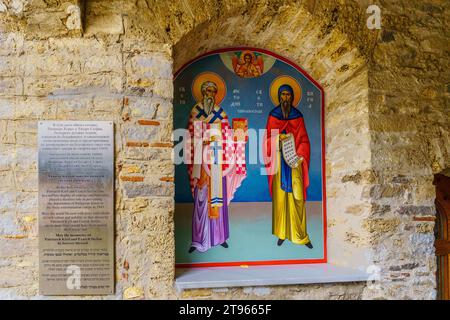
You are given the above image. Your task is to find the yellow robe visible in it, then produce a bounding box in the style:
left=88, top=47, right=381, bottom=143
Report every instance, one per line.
left=272, top=135, right=310, bottom=245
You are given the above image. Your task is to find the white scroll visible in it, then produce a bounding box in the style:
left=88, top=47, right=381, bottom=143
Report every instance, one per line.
left=280, top=133, right=302, bottom=169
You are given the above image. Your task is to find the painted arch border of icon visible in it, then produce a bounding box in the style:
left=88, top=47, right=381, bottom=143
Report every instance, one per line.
left=174, top=47, right=327, bottom=267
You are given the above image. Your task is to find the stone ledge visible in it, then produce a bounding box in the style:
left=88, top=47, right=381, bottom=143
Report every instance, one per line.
left=175, top=264, right=369, bottom=292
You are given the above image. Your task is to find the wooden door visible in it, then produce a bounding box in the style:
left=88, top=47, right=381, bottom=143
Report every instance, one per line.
left=434, top=173, right=450, bottom=300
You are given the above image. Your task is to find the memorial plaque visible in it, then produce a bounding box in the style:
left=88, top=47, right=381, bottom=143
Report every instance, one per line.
left=38, top=121, right=114, bottom=295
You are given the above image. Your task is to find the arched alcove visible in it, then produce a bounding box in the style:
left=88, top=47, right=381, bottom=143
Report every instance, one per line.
left=172, top=3, right=372, bottom=275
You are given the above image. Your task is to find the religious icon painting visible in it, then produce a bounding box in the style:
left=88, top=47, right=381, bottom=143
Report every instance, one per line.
left=174, top=48, right=326, bottom=267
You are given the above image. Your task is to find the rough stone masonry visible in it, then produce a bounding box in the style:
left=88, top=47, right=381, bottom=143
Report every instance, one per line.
left=0, top=0, right=448, bottom=299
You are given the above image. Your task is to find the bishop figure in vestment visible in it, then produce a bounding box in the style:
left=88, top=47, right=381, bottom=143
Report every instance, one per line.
left=186, top=80, right=247, bottom=253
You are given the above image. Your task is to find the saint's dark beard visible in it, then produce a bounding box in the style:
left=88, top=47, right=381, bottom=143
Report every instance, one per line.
left=281, top=99, right=291, bottom=118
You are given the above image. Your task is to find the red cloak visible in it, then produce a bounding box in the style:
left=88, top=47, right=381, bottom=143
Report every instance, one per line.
left=264, top=108, right=310, bottom=200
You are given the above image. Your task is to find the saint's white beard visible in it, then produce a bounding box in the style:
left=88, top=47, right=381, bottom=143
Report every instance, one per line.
left=203, top=97, right=214, bottom=114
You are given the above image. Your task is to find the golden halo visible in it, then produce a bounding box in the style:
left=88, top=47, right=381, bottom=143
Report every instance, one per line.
left=191, top=72, right=227, bottom=105
left=269, top=75, right=302, bottom=107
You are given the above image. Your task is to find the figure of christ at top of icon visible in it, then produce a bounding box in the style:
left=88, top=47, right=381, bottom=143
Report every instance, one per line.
left=232, top=51, right=264, bottom=78
left=264, top=76, right=313, bottom=249
left=186, top=75, right=248, bottom=253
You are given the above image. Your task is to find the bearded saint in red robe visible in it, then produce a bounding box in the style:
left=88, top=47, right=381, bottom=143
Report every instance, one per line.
left=264, top=84, right=313, bottom=248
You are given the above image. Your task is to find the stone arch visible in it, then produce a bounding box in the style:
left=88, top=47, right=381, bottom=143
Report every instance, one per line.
left=171, top=1, right=373, bottom=271
left=118, top=0, right=447, bottom=299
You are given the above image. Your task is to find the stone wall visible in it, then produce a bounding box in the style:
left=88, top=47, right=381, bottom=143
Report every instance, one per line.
left=0, top=0, right=447, bottom=299
left=362, top=0, right=449, bottom=299
left=0, top=0, right=175, bottom=299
